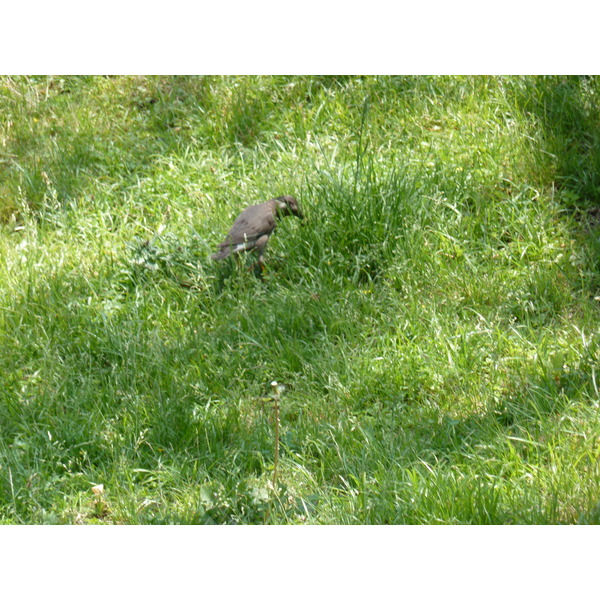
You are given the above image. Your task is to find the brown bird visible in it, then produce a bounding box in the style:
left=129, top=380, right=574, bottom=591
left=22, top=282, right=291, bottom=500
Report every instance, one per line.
left=211, top=195, right=304, bottom=267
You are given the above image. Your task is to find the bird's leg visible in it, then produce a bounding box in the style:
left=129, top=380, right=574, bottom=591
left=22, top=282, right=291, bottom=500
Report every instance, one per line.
left=248, top=255, right=266, bottom=277
left=247, top=235, right=269, bottom=276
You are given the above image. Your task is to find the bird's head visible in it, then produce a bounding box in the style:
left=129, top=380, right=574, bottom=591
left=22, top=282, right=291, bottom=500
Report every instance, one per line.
left=275, top=195, right=304, bottom=220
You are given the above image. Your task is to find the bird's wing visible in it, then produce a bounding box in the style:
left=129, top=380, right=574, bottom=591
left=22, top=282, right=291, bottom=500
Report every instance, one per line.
left=218, top=204, right=276, bottom=248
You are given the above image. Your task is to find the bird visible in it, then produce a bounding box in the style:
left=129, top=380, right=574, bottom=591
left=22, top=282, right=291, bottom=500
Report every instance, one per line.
left=211, top=195, right=304, bottom=268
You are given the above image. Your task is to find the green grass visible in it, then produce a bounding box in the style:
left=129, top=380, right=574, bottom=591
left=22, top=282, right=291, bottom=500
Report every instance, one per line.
left=1, top=75, right=599, bottom=524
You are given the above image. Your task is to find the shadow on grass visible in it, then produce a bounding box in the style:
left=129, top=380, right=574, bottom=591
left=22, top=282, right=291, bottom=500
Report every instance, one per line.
left=2, top=231, right=599, bottom=523
left=0, top=75, right=376, bottom=222
left=512, top=76, right=600, bottom=296
left=516, top=76, right=600, bottom=208
left=0, top=76, right=218, bottom=220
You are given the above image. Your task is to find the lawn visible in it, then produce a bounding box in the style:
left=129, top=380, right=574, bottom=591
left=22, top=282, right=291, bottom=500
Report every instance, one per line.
left=0, top=75, right=599, bottom=524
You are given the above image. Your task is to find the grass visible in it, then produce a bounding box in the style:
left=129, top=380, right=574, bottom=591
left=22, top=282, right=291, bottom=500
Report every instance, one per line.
left=0, top=75, right=599, bottom=524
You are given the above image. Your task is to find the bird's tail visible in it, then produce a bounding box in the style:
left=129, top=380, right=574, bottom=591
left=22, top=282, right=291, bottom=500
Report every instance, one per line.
left=211, top=247, right=231, bottom=260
